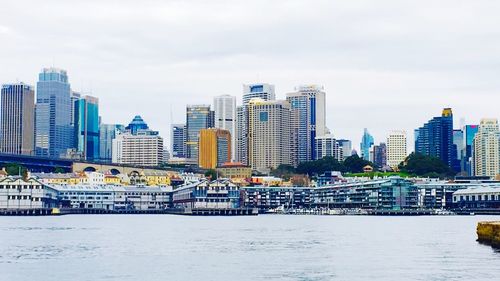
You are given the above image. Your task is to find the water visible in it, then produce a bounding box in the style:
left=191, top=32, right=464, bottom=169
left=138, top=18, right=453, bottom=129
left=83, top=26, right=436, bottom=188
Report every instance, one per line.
left=0, top=215, right=499, bottom=281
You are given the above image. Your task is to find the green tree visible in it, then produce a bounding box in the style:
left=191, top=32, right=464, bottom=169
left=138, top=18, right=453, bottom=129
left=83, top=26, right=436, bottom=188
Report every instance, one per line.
left=399, top=153, right=455, bottom=179
left=204, top=169, right=218, bottom=180
left=297, top=157, right=346, bottom=176
left=4, top=163, right=27, bottom=176
left=343, top=155, right=374, bottom=173
left=270, top=164, right=296, bottom=180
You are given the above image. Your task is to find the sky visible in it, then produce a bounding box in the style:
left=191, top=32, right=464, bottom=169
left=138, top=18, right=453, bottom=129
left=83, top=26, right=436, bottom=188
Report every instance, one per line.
left=1, top=0, right=500, bottom=152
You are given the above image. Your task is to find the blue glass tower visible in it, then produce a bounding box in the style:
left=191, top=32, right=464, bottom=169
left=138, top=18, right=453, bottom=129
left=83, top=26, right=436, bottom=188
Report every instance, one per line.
left=35, top=68, right=73, bottom=158
left=360, top=128, right=374, bottom=161
left=74, top=95, right=100, bottom=161
left=463, top=124, right=479, bottom=175
left=125, top=115, right=149, bottom=135
left=414, top=108, right=454, bottom=170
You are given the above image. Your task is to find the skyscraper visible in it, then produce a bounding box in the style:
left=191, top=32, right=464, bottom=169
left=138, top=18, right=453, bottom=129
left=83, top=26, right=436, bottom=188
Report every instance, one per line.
left=198, top=128, right=231, bottom=169
left=247, top=98, right=291, bottom=174
left=472, top=119, right=499, bottom=177
left=171, top=124, right=187, bottom=158
left=386, top=131, right=407, bottom=169
left=74, top=95, right=99, bottom=161
left=112, top=116, right=163, bottom=166
left=35, top=67, right=73, bottom=158
left=452, top=129, right=464, bottom=173
left=315, top=134, right=341, bottom=160
left=287, top=85, right=326, bottom=166
left=213, top=95, right=236, bottom=161
left=242, top=84, right=275, bottom=105
left=360, top=128, right=374, bottom=161
left=99, top=124, right=124, bottom=162
left=462, top=124, right=479, bottom=175
left=0, top=83, right=35, bottom=155
left=414, top=108, right=454, bottom=169
left=186, top=105, right=214, bottom=162
left=372, top=143, right=387, bottom=168
left=337, top=139, right=353, bottom=162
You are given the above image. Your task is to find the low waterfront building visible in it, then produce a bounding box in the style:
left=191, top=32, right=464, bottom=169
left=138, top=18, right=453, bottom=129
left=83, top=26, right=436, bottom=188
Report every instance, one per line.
left=242, top=186, right=313, bottom=211
left=172, top=179, right=240, bottom=209
left=0, top=176, right=59, bottom=209
left=452, top=186, right=500, bottom=209
left=216, top=162, right=252, bottom=181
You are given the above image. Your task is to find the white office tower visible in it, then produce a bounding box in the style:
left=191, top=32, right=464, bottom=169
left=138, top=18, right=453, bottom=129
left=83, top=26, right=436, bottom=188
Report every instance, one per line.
left=386, top=130, right=407, bottom=169
left=247, top=98, right=291, bottom=174
left=315, top=134, right=341, bottom=160
left=242, top=84, right=275, bottom=105
left=214, top=95, right=237, bottom=161
left=287, top=85, right=326, bottom=166
left=473, top=119, right=500, bottom=177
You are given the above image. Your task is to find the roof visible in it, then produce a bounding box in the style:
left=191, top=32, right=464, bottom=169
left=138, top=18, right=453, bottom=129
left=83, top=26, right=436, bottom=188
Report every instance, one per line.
left=454, top=185, right=500, bottom=195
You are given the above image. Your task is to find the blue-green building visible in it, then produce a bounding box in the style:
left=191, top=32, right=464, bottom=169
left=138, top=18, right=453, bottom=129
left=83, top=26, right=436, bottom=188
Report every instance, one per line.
left=74, top=95, right=99, bottom=161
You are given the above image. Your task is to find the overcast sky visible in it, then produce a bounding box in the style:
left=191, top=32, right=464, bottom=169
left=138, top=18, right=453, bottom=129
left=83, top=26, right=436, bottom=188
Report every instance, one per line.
left=1, top=0, right=500, bottom=151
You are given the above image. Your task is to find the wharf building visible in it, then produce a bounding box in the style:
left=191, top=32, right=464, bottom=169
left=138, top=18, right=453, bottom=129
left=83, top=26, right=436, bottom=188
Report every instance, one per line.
left=74, top=95, right=100, bottom=161
left=112, top=116, right=164, bottom=167
left=0, top=176, right=59, bottom=210
left=472, top=119, right=500, bottom=177
left=286, top=85, right=326, bottom=165
left=198, top=128, right=231, bottom=169
left=35, top=67, right=74, bottom=158
left=172, top=179, right=240, bottom=210
left=186, top=105, right=214, bottom=163
left=0, top=83, right=35, bottom=155
left=386, top=130, right=407, bottom=169
left=213, top=95, right=237, bottom=161
left=453, top=185, right=500, bottom=210
left=414, top=108, right=455, bottom=170
left=247, top=98, right=291, bottom=174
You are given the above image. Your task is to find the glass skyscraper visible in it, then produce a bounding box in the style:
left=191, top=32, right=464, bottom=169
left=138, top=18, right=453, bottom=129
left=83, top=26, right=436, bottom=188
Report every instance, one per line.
left=35, top=67, right=73, bottom=158
left=186, top=105, right=214, bottom=161
left=99, top=123, right=125, bottom=162
left=463, top=124, right=479, bottom=175
left=360, top=128, right=374, bottom=161
left=414, top=108, right=454, bottom=170
left=171, top=124, right=187, bottom=158
left=74, top=95, right=100, bottom=161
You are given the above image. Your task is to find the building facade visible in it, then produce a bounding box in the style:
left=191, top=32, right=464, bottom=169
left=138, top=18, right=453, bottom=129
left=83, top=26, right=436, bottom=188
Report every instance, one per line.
left=360, top=128, right=374, bottom=161
left=213, top=95, right=237, bottom=161
left=247, top=98, right=291, bottom=174
left=463, top=125, right=479, bottom=175
left=337, top=139, right=352, bottom=161
left=171, top=124, right=187, bottom=158
left=74, top=95, right=100, bottom=161
left=372, top=143, right=387, bottom=168
left=315, top=134, right=341, bottom=160
left=473, top=119, right=500, bottom=177
left=99, top=124, right=125, bottom=162
left=35, top=67, right=74, bottom=158
left=0, top=83, right=35, bottom=155
left=186, top=105, right=214, bottom=162
left=286, top=85, right=326, bottom=165
left=198, top=128, right=231, bottom=169
left=386, top=130, right=407, bottom=169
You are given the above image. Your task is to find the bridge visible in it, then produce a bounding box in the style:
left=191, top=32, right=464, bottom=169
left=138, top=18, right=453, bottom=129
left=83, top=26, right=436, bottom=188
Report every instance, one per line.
left=0, top=153, right=170, bottom=175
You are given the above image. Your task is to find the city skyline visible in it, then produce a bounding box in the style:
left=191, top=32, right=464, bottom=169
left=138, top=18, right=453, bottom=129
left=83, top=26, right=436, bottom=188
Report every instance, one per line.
left=1, top=1, right=500, bottom=149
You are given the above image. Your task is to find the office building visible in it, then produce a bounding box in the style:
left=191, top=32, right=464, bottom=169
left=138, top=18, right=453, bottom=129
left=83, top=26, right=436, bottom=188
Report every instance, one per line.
left=74, top=95, right=99, bottom=161
left=247, top=98, right=291, bottom=174
left=35, top=67, right=73, bottom=158
left=213, top=95, right=237, bottom=161
left=171, top=124, right=187, bottom=158
left=198, top=128, right=231, bottom=169
left=0, top=83, right=35, bottom=155
left=186, top=105, right=214, bottom=162
left=236, top=105, right=247, bottom=164
left=472, top=119, right=500, bottom=177
left=452, top=129, right=464, bottom=173
left=372, top=143, right=387, bottom=168
left=287, top=85, right=326, bottom=165
left=463, top=125, right=479, bottom=175
left=315, top=134, right=341, bottom=160
left=415, top=108, right=454, bottom=169
left=337, top=139, right=353, bottom=162
left=360, top=128, right=374, bottom=161
left=99, top=124, right=124, bottom=162
left=242, top=83, right=275, bottom=105
left=387, top=130, right=407, bottom=169
left=112, top=116, right=163, bottom=166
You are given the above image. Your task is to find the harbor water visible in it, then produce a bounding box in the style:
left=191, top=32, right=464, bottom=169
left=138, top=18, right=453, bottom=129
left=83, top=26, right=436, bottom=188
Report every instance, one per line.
left=0, top=215, right=499, bottom=281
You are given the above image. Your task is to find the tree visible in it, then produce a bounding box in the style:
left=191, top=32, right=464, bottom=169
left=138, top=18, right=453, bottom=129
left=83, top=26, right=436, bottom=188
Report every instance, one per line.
left=399, top=153, right=455, bottom=178
left=4, top=163, right=27, bottom=176
left=270, top=164, right=296, bottom=180
left=204, top=169, right=218, bottom=180
left=297, top=157, right=346, bottom=176
left=343, top=155, right=374, bottom=173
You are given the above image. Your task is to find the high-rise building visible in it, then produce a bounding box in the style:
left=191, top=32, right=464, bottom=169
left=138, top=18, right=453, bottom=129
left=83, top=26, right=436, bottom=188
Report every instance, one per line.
left=171, top=124, right=187, bottom=158
left=112, top=116, right=163, bottom=166
left=35, top=67, right=73, bottom=158
left=70, top=91, right=81, bottom=129
left=99, top=124, right=124, bottom=162
left=213, top=95, right=236, bottom=161
left=386, top=130, right=407, bottom=169
left=198, top=128, right=231, bottom=169
left=372, top=143, right=387, bottom=168
left=414, top=108, right=454, bottom=169
left=452, top=129, right=464, bottom=173
left=360, top=128, right=374, bottom=161
left=287, top=85, right=326, bottom=166
left=74, top=95, right=99, bottom=161
left=472, top=119, right=500, bottom=178
left=337, top=139, right=352, bottom=162
left=186, top=105, right=214, bottom=162
left=462, top=125, right=479, bottom=175
left=0, top=83, right=35, bottom=155
left=247, top=98, right=291, bottom=174
left=315, top=134, right=341, bottom=160
left=242, top=83, right=275, bottom=105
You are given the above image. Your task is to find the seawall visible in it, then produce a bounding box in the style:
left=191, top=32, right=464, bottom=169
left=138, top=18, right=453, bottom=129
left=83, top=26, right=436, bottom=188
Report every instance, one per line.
left=477, top=221, right=500, bottom=248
